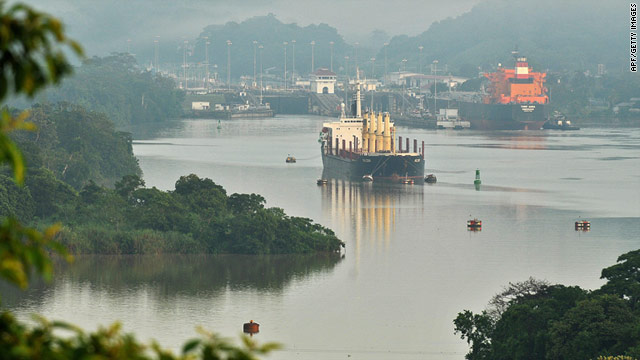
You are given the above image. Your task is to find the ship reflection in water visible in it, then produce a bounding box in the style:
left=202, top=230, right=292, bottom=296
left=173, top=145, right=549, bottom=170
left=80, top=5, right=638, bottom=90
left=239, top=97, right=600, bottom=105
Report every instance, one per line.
left=319, top=175, right=424, bottom=263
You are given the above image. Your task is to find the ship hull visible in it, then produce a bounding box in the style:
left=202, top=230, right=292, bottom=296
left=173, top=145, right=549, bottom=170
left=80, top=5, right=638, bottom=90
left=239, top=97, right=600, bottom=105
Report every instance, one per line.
left=321, top=150, right=425, bottom=182
left=458, top=101, right=547, bottom=130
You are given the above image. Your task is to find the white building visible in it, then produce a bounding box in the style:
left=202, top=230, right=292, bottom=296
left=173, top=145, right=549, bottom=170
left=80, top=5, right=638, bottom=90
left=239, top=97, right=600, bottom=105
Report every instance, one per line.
left=310, top=68, right=337, bottom=94
left=191, top=101, right=210, bottom=110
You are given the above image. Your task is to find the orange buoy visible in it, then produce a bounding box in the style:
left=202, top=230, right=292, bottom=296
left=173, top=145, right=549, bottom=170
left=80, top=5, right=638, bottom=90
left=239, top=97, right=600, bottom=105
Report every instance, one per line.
left=243, top=320, right=259, bottom=335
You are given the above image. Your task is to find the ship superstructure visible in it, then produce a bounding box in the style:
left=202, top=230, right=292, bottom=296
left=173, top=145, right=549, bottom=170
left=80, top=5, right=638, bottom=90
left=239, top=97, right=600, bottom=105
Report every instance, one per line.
left=320, top=72, right=425, bottom=181
left=458, top=53, right=549, bottom=130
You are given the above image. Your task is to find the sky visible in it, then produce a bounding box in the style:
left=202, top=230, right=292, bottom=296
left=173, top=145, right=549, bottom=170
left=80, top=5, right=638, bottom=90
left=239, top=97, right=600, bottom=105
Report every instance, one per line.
left=15, top=0, right=480, bottom=56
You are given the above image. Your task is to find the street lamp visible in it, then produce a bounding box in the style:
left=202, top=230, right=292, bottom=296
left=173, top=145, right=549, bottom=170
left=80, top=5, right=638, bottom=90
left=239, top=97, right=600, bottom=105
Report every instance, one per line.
left=259, top=45, right=264, bottom=104
left=401, top=59, right=407, bottom=114
left=253, top=40, right=258, bottom=87
left=153, top=36, right=159, bottom=74
left=383, top=42, right=389, bottom=83
left=344, top=55, right=350, bottom=79
left=310, top=40, right=316, bottom=73
left=354, top=42, right=359, bottom=69
left=205, top=38, right=211, bottom=88
left=291, top=40, right=296, bottom=87
left=226, top=40, right=232, bottom=91
left=183, top=40, right=188, bottom=90
left=329, top=41, right=334, bottom=72
left=433, top=59, right=439, bottom=115
left=283, top=41, right=288, bottom=90
left=344, top=55, right=350, bottom=106
left=370, top=57, right=375, bottom=78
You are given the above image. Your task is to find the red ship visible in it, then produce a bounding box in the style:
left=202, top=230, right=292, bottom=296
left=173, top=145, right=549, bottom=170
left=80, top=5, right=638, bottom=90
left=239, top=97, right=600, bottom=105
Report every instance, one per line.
left=458, top=52, right=549, bottom=130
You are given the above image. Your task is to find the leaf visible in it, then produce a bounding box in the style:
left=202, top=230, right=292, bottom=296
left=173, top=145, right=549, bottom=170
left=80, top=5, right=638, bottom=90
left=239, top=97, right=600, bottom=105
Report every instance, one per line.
left=181, top=339, right=201, bottom=354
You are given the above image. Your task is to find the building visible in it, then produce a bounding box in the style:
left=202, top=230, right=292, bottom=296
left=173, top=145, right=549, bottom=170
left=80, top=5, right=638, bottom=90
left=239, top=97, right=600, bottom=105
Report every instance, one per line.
left=191, top=101, right=210, bottom=110
left=310, top=68, right=337, bottom=94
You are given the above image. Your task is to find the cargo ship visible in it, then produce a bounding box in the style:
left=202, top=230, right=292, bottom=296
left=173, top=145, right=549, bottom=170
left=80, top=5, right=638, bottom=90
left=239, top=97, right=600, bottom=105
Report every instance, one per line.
left=320, top=74, right=425, bottom=182
left=458, top=53, right=549, bottom=130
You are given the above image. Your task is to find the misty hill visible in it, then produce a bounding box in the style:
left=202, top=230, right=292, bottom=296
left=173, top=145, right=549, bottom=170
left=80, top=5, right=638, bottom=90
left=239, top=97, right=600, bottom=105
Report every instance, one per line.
left=190, top=14, right=359, bottom=81
left=381, top=0, right=628, bottom=75
left=9, top=54, right=184, bottom=128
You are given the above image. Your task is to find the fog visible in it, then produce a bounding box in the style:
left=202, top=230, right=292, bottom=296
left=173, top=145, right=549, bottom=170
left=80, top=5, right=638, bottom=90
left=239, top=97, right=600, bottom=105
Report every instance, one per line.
left=15, top=0, right=479, bottom=56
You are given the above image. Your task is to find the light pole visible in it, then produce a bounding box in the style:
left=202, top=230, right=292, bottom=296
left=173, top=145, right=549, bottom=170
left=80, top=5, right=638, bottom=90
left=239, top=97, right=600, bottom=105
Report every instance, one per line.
left=344, top=55, right=349, bottom=107
left=259, top=45, right=263, bottom=104
left=253, top=40, right=257, bottom=87
left=433, top=59, right=439, bottom=115
left=127, top=39, right=132, bottom=54
left=283, top=41, right=288, bottom=91
left=183, top=40, right=188, bottom=90
left=344, top=55, right=349, bottom=79
left=354, top=42, right=359, bottom=70
left=291, top=40, right=296, bottom=87
left=204, top=37, right=210, bottom=88
left=310, top=40, right=316, bottom=73
left=418, top=45, right=423, bottom=74
left=153, top=36, right=159, bottom=74
left=383, top=42, right=389, bottom=84
left=370, top=57, right=375, bottom=78
left=401, top=59, right=407, bottom=114
left=329, top=41, right=334, bottom=72
left=226, top=40, right=231, bottom=91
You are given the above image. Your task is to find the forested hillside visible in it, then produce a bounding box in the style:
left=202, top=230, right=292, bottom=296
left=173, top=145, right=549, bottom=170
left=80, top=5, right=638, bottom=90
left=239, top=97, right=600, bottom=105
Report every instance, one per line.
left=193, top=14, right=354, bottom=80
left=382, top=0, right=627, bottom=75
left=11, top=103, right=142, bottom=189
left=10, top=54, right=184, bottom=128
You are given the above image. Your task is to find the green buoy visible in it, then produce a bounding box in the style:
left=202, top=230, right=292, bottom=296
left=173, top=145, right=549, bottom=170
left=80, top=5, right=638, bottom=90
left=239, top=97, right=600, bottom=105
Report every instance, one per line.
left=474, top=169, right=481, bottom=185
left=217, top=119, right=221, bottom=129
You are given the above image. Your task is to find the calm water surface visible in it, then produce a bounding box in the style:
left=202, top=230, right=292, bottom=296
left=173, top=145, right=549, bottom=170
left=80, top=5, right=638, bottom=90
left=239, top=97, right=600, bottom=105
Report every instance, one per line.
left=5, top=116, right=640, bottom=359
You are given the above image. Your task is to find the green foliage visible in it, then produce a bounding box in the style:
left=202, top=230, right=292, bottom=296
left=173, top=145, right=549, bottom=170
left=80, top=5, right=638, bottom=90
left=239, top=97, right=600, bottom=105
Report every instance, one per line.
left=0, top=173, right=34, bottom=219
left=23, top=167, right=76, bottom=218
left=0, top=3, right=82, bottom=99
left=0, top=220, right=70, bottom=289
left=599, top=249, right=640, bottom=310
left=0, top=313, right=281, bottom=359
left=455, top=252, right=640, bottom=360
left=0, top=0, right=80, bottom=292
left=11, top=54, right=185, bottom=128
left=13, top=103, right=142, bottom=189
left=23, top=173, right=344, bottom=255
left=454, top=310, right=493, bottom=360
left=0, top=5, right=281, bottom=360
left=548, top=295, right=639, bottom=360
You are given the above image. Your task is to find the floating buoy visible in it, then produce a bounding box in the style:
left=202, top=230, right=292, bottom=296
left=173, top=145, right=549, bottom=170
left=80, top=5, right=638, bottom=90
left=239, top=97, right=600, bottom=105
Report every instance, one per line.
left=467, top=218, right=482, bottom=231
left=575, top=220, right=591, bottom=231
left=474, top=169, right=481, bottom=185
left=243, top=320, right=259, bottom=335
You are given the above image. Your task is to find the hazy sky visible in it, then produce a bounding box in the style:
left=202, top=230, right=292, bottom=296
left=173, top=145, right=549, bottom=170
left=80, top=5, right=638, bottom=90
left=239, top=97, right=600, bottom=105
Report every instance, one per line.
left=16, top=0, right=480, bottom=55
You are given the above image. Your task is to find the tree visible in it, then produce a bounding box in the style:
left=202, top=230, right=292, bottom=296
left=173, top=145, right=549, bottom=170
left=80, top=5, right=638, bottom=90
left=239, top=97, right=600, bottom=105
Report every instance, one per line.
left=0, top=3, right=279, bottom=359
left=454, top=310, right=493, bottom=360
left=599, top=249, right=640, bottom=310
left=548, top=295, right=640, bottom=360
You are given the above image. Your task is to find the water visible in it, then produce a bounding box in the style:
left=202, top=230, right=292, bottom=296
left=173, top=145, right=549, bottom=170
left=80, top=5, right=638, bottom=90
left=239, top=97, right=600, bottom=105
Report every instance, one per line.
left=4, top=116, right=640, bottom=359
